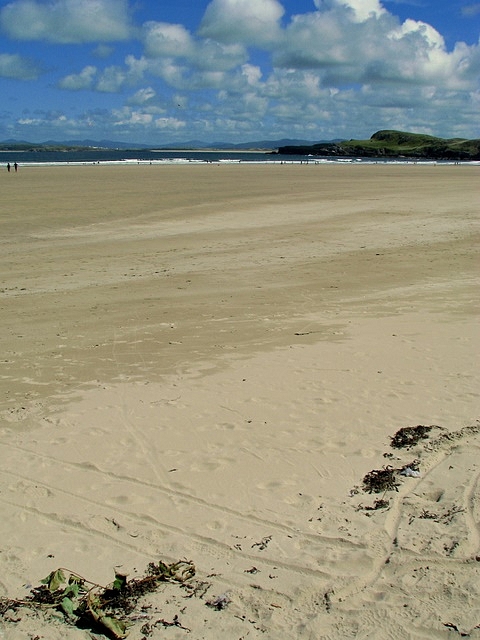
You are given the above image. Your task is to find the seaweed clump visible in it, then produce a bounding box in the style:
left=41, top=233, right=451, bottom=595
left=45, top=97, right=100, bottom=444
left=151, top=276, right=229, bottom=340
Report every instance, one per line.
left=390, top=425, right=433, bottom=449
left=362, top=466, right=399, bottom=494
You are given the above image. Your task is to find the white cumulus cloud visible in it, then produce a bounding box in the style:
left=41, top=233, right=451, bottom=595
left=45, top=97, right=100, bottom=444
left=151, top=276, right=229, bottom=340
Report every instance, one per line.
left=0, top=52, right=42, bottom=79
left=154, top=116, right=185, bottom=130
left=95, top=55, right=147, bottom=92
left=273, top=1, right=480, bottom=92
left=0, top=0, right=132, bottom=43
left=128, top=86, right=156, bottom=105
left=143, top=20, right=247, bottom=73
left=143, top=21, right=194, bottom=58
left=58, top=65, right=97, bottom=90
left=314, top=0, right=386, bottom=22
left=198, top=0, right=285, bottom=46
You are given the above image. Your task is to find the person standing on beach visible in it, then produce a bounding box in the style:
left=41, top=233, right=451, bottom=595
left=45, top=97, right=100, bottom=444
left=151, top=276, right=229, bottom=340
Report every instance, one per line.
left=14, top=162, right=18, bottom=172
left=7, top=162, right=10, bottom=172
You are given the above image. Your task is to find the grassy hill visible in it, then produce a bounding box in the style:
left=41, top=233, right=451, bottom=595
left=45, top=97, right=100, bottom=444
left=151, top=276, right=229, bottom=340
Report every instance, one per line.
left=277, top=130, right=480, bottom=160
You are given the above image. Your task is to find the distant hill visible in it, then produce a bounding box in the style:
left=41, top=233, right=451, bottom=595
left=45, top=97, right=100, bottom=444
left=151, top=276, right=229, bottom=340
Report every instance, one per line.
left=62, top=137, right=332, bottom=150
left=0, top=137, right=329, bottom=152
left=276, top=130, right=480, bottom=160
left=57, top=137, right=325, bottom=150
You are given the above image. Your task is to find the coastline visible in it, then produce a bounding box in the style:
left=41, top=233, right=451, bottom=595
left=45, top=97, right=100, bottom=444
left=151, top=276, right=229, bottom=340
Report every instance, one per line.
left=2, top=146, right=480, bottom=167
left=1, top=164, right=479, bottom=639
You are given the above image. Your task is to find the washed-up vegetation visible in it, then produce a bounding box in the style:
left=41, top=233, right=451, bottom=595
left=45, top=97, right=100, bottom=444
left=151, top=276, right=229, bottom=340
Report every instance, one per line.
left=390, top=425, right=435, bottom=449
left=0, top=559, right=195, bottom=639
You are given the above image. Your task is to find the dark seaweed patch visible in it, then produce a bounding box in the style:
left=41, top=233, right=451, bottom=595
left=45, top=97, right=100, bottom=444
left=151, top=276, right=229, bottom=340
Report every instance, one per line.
left=362, top=466, right=400, bottom=494
left=390, top=425, right=433, bottom=449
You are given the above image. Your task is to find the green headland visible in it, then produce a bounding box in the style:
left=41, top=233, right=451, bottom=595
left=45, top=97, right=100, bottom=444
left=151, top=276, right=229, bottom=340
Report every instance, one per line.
left=276, top=130, right=480, bottom=160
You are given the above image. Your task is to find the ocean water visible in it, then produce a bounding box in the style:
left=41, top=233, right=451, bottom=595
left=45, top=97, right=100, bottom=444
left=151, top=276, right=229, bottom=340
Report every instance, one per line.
left=0, top=148, right=475, bottom=166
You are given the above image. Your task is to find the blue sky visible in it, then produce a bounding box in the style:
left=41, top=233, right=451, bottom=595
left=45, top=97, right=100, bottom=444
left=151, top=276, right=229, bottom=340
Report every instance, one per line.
left=0, top=0, right=479, bottom=144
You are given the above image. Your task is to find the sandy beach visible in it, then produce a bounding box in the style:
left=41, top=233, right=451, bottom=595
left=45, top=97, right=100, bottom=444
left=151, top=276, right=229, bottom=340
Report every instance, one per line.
left=0, top=163, right=479, bottom=639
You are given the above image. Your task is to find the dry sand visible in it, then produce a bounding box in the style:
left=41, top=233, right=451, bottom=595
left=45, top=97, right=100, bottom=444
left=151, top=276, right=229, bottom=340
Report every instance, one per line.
left=0, top=163, right=479, bottom=639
